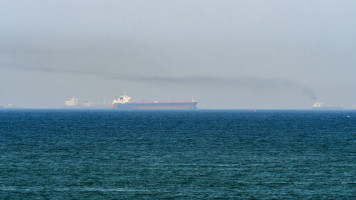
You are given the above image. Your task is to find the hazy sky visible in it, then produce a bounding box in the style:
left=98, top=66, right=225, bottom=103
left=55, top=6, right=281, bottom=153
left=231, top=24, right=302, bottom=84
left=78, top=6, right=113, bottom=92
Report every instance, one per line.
left=1, top=0, right=355, bottom=109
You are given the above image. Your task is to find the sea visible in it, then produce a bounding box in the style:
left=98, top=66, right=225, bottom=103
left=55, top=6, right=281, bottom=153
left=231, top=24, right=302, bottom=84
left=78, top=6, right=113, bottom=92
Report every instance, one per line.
left=0, top=109, right=355, bottom=199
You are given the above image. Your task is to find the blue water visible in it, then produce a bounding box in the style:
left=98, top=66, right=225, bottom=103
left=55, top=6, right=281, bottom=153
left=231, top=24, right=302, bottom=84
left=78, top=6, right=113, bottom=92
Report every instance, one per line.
left=0, top=110, right=355, bottom=199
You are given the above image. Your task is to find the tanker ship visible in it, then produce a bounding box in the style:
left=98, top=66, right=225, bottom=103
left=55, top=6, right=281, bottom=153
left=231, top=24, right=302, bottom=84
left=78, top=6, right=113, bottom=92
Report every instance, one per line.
left=110, top=94, right=197, bottom=110
left=312, top=101, right=344, bottom=110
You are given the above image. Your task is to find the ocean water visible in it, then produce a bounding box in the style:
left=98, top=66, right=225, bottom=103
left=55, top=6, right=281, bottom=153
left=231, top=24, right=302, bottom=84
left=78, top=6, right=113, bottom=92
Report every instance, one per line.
left=0, top=110, right=355, bottom=199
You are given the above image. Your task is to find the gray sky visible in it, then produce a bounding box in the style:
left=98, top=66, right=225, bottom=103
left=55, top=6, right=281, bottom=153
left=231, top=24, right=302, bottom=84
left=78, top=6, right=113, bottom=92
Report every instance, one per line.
left=1, top=0, right=355, bottom=109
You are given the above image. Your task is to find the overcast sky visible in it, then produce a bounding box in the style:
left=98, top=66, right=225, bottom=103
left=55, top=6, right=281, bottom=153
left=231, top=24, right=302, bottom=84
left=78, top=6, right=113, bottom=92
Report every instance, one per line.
left=1, top=0, right=355, bottom=109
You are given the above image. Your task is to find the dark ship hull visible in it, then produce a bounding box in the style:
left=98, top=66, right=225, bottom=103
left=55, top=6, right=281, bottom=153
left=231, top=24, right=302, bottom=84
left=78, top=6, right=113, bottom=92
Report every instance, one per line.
left=111, top=101, right=197, bottom=110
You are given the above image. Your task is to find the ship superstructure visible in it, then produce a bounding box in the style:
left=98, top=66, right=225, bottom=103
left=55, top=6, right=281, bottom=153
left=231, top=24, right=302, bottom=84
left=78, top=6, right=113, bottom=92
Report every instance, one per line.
left=110, top=94, right=197, bottom=110
left=65, top=97, right=80, bottom=107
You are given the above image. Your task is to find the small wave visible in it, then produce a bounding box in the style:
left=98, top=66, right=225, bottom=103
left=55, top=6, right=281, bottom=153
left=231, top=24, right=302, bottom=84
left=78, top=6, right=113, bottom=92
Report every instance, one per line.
left=342, top=182, right=356, bottom=185
left=75, top=187, right=150, bottom=192
left=160, top=163, right=240, bottom=167
left=0, top=186, right=151, bottom=193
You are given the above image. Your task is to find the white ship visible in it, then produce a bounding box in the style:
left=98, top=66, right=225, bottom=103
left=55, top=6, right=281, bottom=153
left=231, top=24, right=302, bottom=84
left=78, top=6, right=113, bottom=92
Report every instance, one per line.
left=65, top=97, right=80, bottom=107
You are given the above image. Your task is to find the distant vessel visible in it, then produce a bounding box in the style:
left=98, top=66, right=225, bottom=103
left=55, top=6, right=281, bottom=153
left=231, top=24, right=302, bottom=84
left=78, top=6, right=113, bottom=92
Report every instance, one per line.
left=65, top=97, right=80, bottom=107
left=312, top=101, right=343, bottom=110
left=0, top=103, right=20, bottom=109
left=110, top=94, right=198, bottom=110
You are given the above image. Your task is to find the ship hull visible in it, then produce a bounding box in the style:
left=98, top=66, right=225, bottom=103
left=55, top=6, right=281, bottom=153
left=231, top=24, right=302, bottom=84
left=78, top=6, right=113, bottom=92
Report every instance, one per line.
left=112, top=102, right=197, bottom=110
left=312, top=107, right=344, bottom=110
